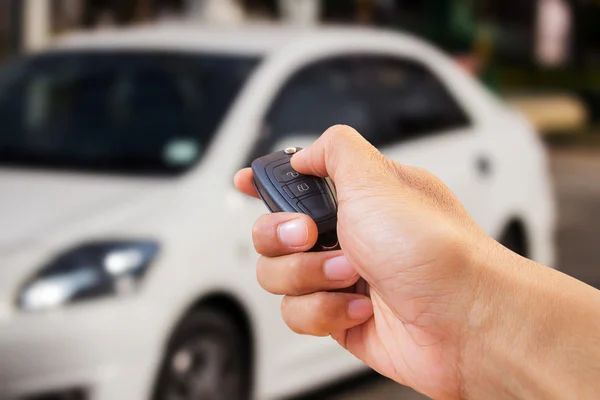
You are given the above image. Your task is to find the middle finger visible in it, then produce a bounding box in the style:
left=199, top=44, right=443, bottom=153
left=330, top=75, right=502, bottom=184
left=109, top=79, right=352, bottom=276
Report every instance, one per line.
left=257, top=252, right=360, bottom=296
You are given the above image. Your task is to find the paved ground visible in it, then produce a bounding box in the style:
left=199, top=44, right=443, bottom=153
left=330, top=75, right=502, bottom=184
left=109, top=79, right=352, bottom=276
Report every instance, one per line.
left=293, top=147, right=600, bottom=400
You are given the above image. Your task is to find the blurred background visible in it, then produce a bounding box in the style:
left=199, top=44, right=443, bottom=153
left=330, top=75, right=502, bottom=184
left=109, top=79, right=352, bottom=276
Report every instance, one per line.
left=2, top=0, right=600, bottom=134
left=0, top=1, right=599, bottom=400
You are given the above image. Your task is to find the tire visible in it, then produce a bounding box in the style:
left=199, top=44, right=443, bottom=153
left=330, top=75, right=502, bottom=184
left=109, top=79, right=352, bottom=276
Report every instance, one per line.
left=153, top=308, right=251, bottom=400
left=499, top=224, right=528, bottom=258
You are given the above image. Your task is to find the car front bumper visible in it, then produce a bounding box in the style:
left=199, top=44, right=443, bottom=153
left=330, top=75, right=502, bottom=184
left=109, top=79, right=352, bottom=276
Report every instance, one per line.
left=0, top=298, right=165, bottom=400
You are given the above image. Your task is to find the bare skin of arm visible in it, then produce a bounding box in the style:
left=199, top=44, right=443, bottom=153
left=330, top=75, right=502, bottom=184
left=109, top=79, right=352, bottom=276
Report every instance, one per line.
left=234, top=125, right=600, bottom=399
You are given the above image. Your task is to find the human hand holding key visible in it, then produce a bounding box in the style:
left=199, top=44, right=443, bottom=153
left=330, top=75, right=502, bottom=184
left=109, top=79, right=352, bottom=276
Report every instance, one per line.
left=250, top=146, right=340, bottom=252
left=234, top=125, right=600, bottom=399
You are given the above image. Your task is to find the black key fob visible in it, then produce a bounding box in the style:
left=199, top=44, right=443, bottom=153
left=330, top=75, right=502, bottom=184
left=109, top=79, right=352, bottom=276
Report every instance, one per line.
left=251, top=147, right=340, bottom=252
left=251, top=147, right=369, bottom=296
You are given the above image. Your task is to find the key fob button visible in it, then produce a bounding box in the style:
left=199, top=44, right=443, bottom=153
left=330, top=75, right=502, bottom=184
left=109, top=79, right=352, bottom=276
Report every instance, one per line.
left=273, top=163, right=301, bottom=183
left=251, top=148, right=340, bottom=252
left=282, top=185, right=295, bottom=199
left=285, top=179, right=321, bottom=198
left=298, top=194, right=336, bottom=221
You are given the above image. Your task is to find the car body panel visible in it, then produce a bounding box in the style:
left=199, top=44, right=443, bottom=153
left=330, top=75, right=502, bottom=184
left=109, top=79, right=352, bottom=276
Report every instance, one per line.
left=0, top=24, right=556, bottom=399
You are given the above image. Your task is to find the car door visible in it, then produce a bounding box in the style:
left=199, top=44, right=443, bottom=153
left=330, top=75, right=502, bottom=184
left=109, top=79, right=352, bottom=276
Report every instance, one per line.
left=349, top=55, right=495, bottom=229
left=234, top=50, right=494, bottom=382
left=246, top=53, right=493, bottom=229
left=235, top=56, right=376, bottom=377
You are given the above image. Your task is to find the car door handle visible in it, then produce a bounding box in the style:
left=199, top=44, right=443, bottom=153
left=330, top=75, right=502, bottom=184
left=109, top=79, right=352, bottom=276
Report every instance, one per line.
left=476, top=155, right=493, bottom=178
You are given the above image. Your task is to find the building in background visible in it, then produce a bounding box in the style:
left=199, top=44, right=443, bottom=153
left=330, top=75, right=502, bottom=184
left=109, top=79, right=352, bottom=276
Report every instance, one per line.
left=2, top=0, right=599, bottom=127
left=4, top=0, right=595, bottom=65
left=0, top=1, right=8, bottom=59
left=0, top=0, right=20, bottom=60
left=2, top=0, right=324, bottom=57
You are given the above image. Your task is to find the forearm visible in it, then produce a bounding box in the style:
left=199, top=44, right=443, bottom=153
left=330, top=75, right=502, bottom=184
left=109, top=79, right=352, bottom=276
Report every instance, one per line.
left=462, top=242, right=600, bottom=399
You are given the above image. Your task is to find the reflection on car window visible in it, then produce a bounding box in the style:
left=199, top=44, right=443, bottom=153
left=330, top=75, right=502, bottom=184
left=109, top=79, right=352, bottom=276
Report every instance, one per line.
left=0, top=51, right=260, bottom=175
left=255, top=54, right=470, bottom=157
left=268, top=60, right=374, bottom=139
left=247, top=57, right=373, bottom=162
left=354, top=56, right=471, bottom=147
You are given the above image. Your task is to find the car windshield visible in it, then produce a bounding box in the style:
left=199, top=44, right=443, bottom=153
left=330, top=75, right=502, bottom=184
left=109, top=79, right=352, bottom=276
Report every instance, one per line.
left=0, top=51, right=260, bottom=175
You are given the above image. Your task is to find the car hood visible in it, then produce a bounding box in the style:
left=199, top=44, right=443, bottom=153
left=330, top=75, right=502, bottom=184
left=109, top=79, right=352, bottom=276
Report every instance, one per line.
left=0, top=169, right=169, bottom=253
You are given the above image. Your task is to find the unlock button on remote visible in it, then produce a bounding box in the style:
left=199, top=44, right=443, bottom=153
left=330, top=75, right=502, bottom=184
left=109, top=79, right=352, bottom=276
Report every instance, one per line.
left=273, top=163, right=302, bottom=183
left=285, top=179, right=320, bottom=198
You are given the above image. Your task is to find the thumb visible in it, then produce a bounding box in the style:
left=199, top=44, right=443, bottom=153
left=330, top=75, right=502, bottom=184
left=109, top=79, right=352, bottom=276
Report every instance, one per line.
left=290, top=125, right=387, bottom=185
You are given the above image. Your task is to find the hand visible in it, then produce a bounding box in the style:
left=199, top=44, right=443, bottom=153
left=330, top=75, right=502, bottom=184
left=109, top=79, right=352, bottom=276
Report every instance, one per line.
left=235, top=125, right=497, bottom=398
left=234, top=125, right=600, bottom=399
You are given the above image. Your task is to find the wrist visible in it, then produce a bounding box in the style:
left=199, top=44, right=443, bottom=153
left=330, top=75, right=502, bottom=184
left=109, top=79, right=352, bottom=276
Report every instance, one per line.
left=460, top=239, right=600, bottom=399
left=459, top=239, right=557, bottom=399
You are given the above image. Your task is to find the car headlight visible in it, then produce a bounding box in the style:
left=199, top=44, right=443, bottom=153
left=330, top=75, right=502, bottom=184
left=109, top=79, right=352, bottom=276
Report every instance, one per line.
left=17, top=240, right=159, bottom=312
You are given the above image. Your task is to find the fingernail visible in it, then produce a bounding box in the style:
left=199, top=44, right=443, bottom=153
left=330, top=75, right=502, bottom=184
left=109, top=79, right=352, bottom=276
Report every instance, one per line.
left=348, top=299, right=373, bottom=320
left=277, top=219, right=308, bottom=247
left=324, top=256, right=356, bottom=281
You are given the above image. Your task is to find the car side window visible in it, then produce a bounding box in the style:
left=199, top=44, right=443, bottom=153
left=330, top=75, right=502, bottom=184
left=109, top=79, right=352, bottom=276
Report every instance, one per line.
left=354, top=56, right=472, bottom=147
left=248, top=54, right=471, bottom=164
left=247, top=57, right=374, bottom=163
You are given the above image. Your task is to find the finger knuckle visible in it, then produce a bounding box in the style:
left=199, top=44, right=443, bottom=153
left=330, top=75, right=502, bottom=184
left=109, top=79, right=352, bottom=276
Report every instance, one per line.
left=384, top=158, right=411, bottom=183
left=255, top=257, right=272, bottom=291
left=287, top=254, right=306, bottom=293
left=310, top=293, right=337, bottom=333
left=251, top=221, right=266, bottom=248
left=309, top=291, right=327, bottom=309
left=326, top=124, right=358, bottom=138
left=280, top=297, right=304, bottom=334
left=327, top=125, right=361, bottom=149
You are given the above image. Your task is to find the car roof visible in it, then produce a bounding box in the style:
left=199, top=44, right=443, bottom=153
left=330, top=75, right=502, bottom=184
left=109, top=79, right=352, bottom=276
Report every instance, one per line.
left=49, top=22, right=426, bottom=57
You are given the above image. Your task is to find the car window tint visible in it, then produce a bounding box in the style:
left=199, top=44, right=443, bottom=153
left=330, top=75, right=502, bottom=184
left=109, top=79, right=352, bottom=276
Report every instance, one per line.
left=14, top=64, right=195, bottom=158
left=269, top=61, right=373, bottom=136
left=120, top=67, right=197, bottom=157
left=354, top=56, right=472, bottom=147
left=248, top=57, right=374, bottom=162
left=0, top=52, right=260, bottom=175
left=251, top=54, right=471, bottom=163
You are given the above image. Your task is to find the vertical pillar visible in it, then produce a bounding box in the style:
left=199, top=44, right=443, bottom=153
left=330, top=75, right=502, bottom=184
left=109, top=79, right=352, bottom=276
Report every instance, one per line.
left=22, top=0, right=51, bottom=51
left=536, top=0, right=572, bottom=67
left=5, top=0, right=24, bottom=57
left=135, top=0, right=153, bottom=22
left=356, top=0, right=374, bottom=25
left=278, top=0, right=321, bottom=26
left=197, top=0, right=245, bottom=24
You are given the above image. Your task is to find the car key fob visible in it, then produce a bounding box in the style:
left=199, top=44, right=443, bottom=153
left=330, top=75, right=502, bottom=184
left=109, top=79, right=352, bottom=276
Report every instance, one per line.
left=251, top=147, right=340, bottom=252
left=251, top=147, right=369, bottom=296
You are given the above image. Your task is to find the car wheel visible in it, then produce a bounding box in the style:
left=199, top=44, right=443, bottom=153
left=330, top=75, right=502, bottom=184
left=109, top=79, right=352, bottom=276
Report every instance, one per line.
left=499, top=223, right=528, bottom=258
left=153, top=308, right=251, bottom=400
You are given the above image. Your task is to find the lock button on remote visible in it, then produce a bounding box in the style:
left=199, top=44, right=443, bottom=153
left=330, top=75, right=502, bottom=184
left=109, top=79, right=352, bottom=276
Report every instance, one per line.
left=285, top=179, right=321, bottom=199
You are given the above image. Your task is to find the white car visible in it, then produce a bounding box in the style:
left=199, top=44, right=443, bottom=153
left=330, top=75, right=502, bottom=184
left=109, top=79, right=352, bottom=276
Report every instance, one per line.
left=0, top=24, right=556, bottom=400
